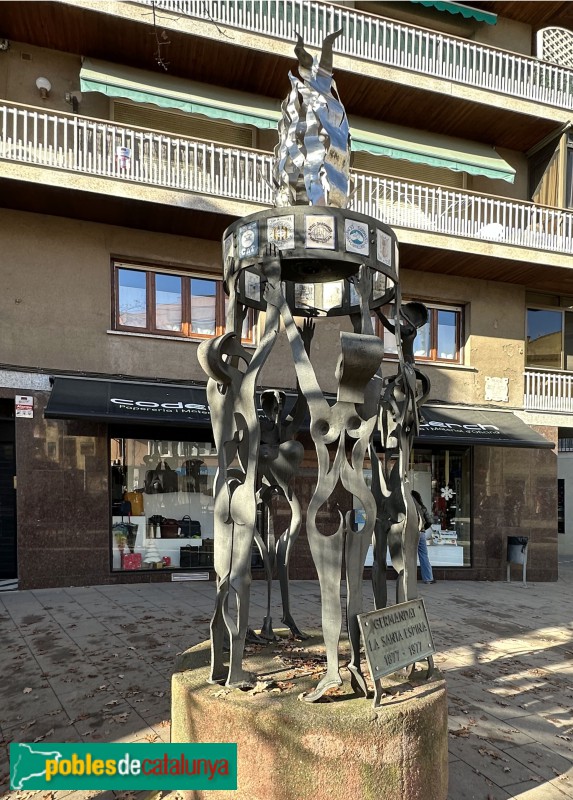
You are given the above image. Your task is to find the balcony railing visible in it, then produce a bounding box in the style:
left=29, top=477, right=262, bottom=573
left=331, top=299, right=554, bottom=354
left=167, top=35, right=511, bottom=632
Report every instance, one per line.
left=0, top=102, right=272, bottom=204
left=1, top=102, right=573, bottom=255
left=524, top=370, right=573, bottom=413
left=352, top=173, right=573, bottom=254
left=139, top=0, right=573, bottom=110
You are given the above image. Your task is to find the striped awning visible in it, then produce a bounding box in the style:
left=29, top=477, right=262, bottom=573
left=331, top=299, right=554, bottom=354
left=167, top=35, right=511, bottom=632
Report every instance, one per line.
left=350, top=117, right=515, bottom=183
left=80, top=58, right=281, bottom=129
left=80, top=58, right=514, bottom=182
left=408, top=1, right=497, bottom=24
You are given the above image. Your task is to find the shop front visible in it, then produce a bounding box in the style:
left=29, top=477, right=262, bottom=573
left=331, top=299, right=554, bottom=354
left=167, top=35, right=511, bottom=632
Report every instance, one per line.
left=45, top=377, right=220, bottom=581
left=412, top=406, right=557, bottom=581
left=32, top=376, right=557, bottom=589
left=359, top=406, right=557, bottom=581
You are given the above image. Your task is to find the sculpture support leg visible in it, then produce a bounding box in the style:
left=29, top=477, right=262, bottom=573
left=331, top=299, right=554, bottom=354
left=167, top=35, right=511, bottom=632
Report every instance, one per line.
left=302, top=509, right=344, bottom=703
left=345, top=528, right=371, bottom=695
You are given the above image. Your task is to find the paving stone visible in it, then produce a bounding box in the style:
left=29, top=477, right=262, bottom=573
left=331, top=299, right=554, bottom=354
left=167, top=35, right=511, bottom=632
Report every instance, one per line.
left=501, top=778, right=573, bottom=799
left=447, top=758, right=512, bottom=799
left=3, top=710, right=81, bottom=744
left=447, top=733, right=543, bottom=787
left=0, top=685, right=64, bottom=727
left=503, top=741, right=573, bottom=783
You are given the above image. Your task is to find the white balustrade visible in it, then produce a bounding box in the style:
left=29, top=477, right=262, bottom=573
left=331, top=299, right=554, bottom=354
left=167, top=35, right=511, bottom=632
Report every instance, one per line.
left=352, top=171, right=573, bottom=255
left=1, top=101, right=573, bottom=255
left=524, top=370, right=573, bottom=412
left=0, top=102, right=274, bottom=205
left=139, top=0, right=573, bottom=110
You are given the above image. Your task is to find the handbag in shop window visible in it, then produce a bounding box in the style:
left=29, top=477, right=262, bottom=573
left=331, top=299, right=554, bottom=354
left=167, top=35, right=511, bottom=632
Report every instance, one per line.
left=160, top=518, right=179, bottom=538
left=178, top=515, right=202, bottom=538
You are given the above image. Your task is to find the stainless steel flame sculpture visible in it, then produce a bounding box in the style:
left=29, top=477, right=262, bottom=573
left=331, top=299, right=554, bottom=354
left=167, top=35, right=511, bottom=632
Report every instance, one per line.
left=198, top=31, right=430, bottom=701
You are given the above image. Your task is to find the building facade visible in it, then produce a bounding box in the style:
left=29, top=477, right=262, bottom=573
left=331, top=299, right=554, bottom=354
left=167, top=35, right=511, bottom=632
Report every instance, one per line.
left=0, top=0, right=571, bottom=589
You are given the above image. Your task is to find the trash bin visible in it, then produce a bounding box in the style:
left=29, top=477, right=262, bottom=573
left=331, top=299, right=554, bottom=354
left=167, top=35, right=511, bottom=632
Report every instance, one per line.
left=507, top=536, right=528, bottom=564
left=506, top=536, right=528, bottom=585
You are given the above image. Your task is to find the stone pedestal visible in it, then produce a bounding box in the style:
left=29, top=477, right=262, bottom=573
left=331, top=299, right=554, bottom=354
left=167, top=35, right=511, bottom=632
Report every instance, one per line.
left=172, top=633, right=448, bottom=800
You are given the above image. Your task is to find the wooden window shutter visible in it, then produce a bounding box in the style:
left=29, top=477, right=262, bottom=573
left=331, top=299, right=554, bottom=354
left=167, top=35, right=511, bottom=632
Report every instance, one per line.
left=112, top=101, right=255, bottom=148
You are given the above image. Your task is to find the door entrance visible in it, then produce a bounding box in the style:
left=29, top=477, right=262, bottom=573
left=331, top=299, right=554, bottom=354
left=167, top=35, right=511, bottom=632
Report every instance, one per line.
left=0, top=402, right=17, bottom=581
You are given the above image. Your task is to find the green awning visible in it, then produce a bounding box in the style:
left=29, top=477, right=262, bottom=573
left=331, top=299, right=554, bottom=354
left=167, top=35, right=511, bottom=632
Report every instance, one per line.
left=80, top=58, right=514, bottom=182
left=350, top=116, right=515, bottom=183
left=409, top=0, right=497, bottom=24
left=80, top=58, right=281, bottom=129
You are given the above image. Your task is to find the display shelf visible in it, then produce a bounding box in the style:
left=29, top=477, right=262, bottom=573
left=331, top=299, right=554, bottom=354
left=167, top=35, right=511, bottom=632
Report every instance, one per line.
left=364, top=542, right=465, bottom=569
left=111, top=515, right=209, bottom=570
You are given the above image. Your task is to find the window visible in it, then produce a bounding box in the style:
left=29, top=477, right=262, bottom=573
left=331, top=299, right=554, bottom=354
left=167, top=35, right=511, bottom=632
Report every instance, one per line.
left=111, top=437, right=217, bottom=573
left=360, top=445, right=471, bottom=568
left=113, top=262, right=254, bottom=342
left=379, top=302, right=462, bottom=363
left=526, top=308, right=563, bottom=369
left=526, top=293, right=573, bottom=370
left=110, top=436, right=263, bottom=573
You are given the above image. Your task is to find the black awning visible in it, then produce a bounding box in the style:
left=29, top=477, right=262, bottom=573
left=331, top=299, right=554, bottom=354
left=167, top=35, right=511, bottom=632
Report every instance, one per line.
left=45, top=377, right=212, bottom=426
left=417, top=406, right=554, bottom=449
left=45, top=378, right=553, bottom=449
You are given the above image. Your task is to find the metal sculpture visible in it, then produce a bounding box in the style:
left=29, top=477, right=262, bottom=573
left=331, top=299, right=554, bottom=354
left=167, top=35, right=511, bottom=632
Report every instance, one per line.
left=255, top=324, right=314, bottom=642
left=199, top=31, right=430, bottom=700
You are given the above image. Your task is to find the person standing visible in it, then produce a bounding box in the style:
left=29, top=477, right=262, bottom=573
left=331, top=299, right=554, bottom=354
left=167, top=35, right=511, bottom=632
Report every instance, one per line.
left=411, top=490, right=436, bottom=584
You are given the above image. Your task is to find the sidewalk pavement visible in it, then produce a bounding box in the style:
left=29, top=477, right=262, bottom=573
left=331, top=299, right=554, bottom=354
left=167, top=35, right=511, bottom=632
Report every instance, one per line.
left=1, top=562, right=573, bottom=800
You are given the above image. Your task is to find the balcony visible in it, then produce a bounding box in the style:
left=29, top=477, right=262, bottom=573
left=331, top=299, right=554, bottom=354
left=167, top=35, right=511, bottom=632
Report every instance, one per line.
left=140, top=0, right=573, bottom=111
left=524, top=370, right=573, bottom=413
left=1, top=101, right=573, bottom=257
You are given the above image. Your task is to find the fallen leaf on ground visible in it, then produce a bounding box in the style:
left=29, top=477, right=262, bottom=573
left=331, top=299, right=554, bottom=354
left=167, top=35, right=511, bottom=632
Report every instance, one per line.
left=250, top=680, right=274, bottom=695
left=450, top=727, right=471, bottom=738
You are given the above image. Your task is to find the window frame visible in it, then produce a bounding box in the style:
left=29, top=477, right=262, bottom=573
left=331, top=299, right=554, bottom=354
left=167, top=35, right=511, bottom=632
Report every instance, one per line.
left=112, top=260, right=254, bottom=343
left=377, top=300, right=463, bottom=365
left=524, top=303, right=571, bottom=372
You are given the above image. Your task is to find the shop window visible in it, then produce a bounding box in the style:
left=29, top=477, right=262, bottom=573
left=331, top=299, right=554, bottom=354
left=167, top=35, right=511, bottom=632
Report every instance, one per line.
left=111, top=438, right=217, bottom=572
left=110, top=437, right=263, bottom=573
left=526, top=296, right=573, bottom=370
left=113, top=262, right=254, bottom=343
left=357, top=445, right=471, bottom=568
left=380, top=302, right=463, bottom=363
left=410, top=446, right=472, bottom=567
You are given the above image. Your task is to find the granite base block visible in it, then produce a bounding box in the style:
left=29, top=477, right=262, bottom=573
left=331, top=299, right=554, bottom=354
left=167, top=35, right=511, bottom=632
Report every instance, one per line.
left=172, top=632, right=448, bottom=800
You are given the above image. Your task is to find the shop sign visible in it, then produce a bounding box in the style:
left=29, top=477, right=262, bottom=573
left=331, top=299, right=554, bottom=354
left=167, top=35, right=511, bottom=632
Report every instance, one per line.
left=15, top=395, right=33, bottom=418
left=358, top=598, right=435, bottom=682
left=419, top=420, right=501, bottom=435
left=109, top=398, right=210, bottom=418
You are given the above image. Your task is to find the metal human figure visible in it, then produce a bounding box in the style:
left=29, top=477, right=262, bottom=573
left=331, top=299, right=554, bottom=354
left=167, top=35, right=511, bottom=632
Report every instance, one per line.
left=255, top=319, right=315, bottom=641
left=197, top=261, right=281, bottom=688
left=373, top=300, right=431, bottom=603
left=261, top=257, right=384, bottom=701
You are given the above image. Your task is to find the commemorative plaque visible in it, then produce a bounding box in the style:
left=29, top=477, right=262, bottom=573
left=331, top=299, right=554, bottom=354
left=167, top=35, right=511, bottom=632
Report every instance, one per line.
left=358, top=599, right=436, bottom=707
